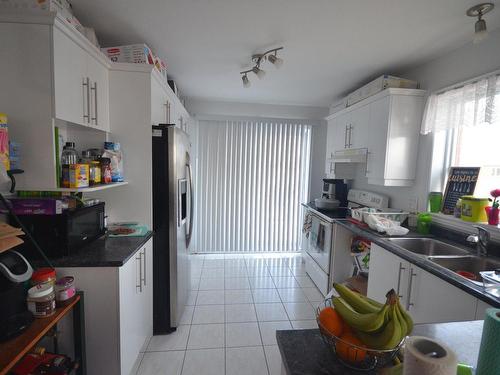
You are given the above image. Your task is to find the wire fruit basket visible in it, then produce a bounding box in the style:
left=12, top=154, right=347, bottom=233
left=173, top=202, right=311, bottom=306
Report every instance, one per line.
left=316, top=299, right=404, bottom=371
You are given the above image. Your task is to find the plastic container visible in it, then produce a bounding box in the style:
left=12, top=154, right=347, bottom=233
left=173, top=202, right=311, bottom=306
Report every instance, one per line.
left=417, top=213, right=432, bottom=234
left=27, top=283, right=56, bottom=318
left=55, top=276, right=76, bottom=306
left=99, top=157, right=112, bottom=184
left=61, top=142, right=78, bottom=165
left=103, top=142, right=124, bottom=182
left=89, top=161, right=102, bottom=185
left=428, top=192, right=443, bottom=213
left=461, top=196, right=489, bottom=222
left=31, top=267, right=56, bottom=287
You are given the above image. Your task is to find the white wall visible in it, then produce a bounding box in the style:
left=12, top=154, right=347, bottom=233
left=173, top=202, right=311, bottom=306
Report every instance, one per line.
left=349, top=28, right=500, bottom=211
left=185, top=98, right=329, bottom=201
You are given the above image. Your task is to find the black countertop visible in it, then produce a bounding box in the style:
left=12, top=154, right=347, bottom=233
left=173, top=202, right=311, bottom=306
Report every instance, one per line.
left=334, top=220, right=500, bottom=308
left=38, top=232, right=154, bottom=268
left=277, top=320, right=483, bottom=375
left=303, top=202, right=500, bottom=307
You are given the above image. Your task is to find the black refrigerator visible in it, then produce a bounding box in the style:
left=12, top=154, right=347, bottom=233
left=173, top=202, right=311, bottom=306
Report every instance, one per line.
left=152, top=124, right=193, bottom=334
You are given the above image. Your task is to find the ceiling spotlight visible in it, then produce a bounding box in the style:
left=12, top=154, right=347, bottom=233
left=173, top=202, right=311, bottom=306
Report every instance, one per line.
left=268, top=54, right=283, bottom=68
left=252, top=66, right=266, bottom=79
left=239, top=46, right=284, bottom=87
left=242, top=74, right=251, bottom=88
left=467, top=3, right=494, bottom=44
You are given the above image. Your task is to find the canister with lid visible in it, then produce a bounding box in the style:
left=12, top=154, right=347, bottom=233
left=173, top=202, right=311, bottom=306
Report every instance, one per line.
left=31, top=268, right=56, bottom=287
left=27, top=283, right=56, bottom=318
left=55, top=276, right=76, bottom=306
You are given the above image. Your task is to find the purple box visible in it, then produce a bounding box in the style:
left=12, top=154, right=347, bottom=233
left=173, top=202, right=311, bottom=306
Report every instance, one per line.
left=9, top=198, right=63, bottom=215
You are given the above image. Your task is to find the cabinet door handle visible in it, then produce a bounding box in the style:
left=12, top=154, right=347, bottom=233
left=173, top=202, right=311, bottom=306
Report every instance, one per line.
left=142, top=249, right=147, bottom=286
left=82, top=77, right=90, bottom=123
left=406, top=268, right=417, bottom=310
left=136, top=254, right=142, bottom=293
left=396, top=262, right=406, bottom=298
left=344, top=125, right=348, bottom=148
left=348, top=125, right=353, bottom=147
left=90, top=82, right=98, bottom=125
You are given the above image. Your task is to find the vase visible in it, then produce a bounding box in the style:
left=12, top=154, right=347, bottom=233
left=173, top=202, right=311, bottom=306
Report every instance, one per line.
left=485, top=206, right=499, bottom=226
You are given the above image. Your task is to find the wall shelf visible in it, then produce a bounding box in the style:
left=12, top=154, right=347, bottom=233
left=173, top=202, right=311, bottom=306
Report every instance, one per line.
left=18, top=181, right=129, bottom=193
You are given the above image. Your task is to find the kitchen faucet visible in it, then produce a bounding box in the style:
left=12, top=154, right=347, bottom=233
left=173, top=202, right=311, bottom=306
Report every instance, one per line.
left=466, top=226, right=491, bottom=256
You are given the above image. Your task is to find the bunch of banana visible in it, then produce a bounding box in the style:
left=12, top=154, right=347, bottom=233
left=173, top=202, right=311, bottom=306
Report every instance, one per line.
left=332, top=283, right=413, bottom=350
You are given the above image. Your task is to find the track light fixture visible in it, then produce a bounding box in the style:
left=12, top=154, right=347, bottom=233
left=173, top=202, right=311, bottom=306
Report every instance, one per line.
left=252, top=66, right=266, bottom=79
left=466, top=3, right=494, bottom=44
left=242, top=73, right=251, bottom=88
left=240, top=47, right=284, bottom=88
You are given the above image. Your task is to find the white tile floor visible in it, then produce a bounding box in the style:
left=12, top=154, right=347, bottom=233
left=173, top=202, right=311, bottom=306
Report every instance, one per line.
left=136, top=252, right=324, bottom=375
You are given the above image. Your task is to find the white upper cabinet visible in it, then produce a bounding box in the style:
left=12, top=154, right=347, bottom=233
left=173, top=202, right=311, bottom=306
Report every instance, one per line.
left=349, top=104, right=370, bottom=149
left=52, top=18, right=110, bottom=131
left=87, top=54, right=110, bottom=131
left=53, top=27, right=88, bottom=127
left=325, top=88, right=425, bottom=186
left=151, top=77, right=168, bottom=125
left=53, top=25, right=109, bottom=131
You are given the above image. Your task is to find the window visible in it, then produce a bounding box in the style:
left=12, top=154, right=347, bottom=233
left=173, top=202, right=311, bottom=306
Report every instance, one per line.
left=448, top=124, right=500, bottom=196
left=194, top=119, right=312, bottom=253
left=426, top=71, right=500, bottom=198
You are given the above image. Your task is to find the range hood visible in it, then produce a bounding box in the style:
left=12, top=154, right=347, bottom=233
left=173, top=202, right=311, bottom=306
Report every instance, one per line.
left=331, top=148, right=368, bottom=163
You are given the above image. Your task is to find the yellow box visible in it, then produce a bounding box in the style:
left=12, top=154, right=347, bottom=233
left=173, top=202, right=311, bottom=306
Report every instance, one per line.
left=69, top=164, right=89, bottom=188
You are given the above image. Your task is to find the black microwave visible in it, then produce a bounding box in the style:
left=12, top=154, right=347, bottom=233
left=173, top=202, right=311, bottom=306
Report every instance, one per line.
left=12, top=203, right=106, bottom=259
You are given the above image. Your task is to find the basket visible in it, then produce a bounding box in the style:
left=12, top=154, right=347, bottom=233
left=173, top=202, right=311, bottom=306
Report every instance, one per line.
left=362, top=211, right=409, bottom=225
left=316, top=299, right=404, bottom=371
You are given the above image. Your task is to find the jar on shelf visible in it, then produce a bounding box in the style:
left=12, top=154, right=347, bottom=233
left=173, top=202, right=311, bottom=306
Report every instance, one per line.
left=27, top=283, right=56, bottom=318
left=99, top=157, right=112, bottom=184
left=89, top=161, right=102, bottom=185
left=31, top=268, right=56, bottom=287
left=55, top=276, right=76, bottom=306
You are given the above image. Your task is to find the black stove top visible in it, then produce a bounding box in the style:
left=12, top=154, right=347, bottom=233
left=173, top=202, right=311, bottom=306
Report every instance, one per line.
left=305, top=202, right=349, bottom=219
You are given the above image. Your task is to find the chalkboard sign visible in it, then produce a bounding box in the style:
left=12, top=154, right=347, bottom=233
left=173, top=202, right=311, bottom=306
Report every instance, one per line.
left=442, top=167, right=480, bottom=214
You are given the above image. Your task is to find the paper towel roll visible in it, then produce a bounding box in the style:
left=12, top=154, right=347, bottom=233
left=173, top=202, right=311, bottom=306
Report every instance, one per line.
left=476, top=308, right=500, bottom=374
left=403, top=336, right=457, bottom=375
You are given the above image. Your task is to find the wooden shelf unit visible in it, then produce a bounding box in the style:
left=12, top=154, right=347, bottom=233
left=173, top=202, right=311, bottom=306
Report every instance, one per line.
left=0, top=293, right=86, bottom=375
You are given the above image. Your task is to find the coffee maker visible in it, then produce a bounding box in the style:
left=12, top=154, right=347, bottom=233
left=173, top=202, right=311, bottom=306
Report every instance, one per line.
left=0, top=250, right=34, bottom=341
left=321, top=179, right=348, bottom=207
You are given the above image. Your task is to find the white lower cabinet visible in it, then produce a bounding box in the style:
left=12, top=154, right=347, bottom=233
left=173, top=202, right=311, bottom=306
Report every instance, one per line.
left=475, top=299, right=495, bottom=320
left=57, top=238, right=153, bottom=375
left=119, top=241, right=153, bottom=374
left=368, top=244, right=477, bottom=324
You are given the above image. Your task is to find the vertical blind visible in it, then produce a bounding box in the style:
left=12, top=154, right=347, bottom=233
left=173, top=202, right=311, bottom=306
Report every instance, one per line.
left=194, top=119, right=312, bottom=253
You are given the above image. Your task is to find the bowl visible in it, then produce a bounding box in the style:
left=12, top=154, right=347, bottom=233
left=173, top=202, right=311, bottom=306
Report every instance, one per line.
left=316, top=299, right=404, bottom=371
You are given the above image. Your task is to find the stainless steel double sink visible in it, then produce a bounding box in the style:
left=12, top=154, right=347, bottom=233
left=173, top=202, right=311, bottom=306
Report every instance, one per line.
left=386, top=237, right=500, bottom=286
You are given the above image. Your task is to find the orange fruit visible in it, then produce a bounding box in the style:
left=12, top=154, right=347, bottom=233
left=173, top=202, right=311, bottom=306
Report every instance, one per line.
left=341, top=320, right=353, bottom=336
left=336, top=333, right=367, bottom=363
left=318, top=307, right=344, bottom=337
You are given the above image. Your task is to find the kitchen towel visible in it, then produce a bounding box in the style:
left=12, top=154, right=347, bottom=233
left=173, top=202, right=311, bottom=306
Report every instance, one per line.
left=403, top=336, right=457, bottom=375
left=476, top=308, right=500, bottom=374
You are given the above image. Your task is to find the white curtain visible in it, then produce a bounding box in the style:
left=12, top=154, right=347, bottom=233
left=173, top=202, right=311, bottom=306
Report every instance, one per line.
left=195, top=119, right=312, bottom=253
left=421, top=72, right=500, bottom=135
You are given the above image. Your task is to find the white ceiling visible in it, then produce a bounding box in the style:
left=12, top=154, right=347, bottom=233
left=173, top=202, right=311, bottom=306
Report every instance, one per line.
left=72, top=0, right=500, bottom=107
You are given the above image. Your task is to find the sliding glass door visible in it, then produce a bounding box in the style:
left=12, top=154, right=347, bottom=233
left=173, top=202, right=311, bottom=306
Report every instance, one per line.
left=194, top=119, right=312, bottom=253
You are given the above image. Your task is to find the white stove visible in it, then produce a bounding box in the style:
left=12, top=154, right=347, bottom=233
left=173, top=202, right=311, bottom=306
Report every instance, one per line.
left=304, top=189, right=389, bottom=296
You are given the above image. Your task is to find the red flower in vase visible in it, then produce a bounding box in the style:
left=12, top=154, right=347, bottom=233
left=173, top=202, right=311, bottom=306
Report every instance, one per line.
left=491, top=189, right=500, bottom=209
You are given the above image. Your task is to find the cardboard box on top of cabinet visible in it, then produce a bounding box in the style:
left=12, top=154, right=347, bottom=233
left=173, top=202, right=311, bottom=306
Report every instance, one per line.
left=102, top=44, right=167, bottom=78
left=102, top=44, right=155, bottom=65
left=0, top=0, right=73, bottom=18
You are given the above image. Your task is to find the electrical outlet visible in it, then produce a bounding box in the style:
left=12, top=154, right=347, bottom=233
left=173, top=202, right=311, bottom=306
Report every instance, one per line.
left=408, top=196, right=419, bottom=213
